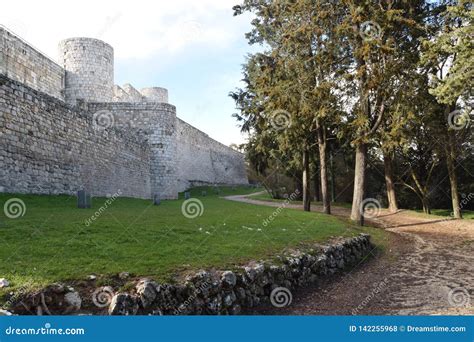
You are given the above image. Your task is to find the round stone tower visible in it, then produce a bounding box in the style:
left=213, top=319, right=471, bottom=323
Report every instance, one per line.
left=58, top=38, right=114, bottom=105
left=141, top=87, right=169, bottom=103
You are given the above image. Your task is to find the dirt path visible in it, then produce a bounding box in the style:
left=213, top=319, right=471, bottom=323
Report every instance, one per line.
left=225, top=194, right=474, bottom=315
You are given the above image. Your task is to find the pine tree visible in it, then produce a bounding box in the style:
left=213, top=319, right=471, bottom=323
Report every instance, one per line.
left=421, top=0, right=473, bottom=218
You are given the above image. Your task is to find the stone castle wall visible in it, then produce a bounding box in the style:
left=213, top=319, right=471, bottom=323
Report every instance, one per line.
left=0, top=26, right=65, bottom=100
left=86, top=102, right=178, bottom=199
left=0, top=26, right=248, bottom=200
left=0, top=75, right=152, bottom=198
left=176, top=119, right=248, bottom=192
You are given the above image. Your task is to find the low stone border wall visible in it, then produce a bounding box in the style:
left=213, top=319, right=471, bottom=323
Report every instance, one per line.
left=4, top=234, right=373, bottom=315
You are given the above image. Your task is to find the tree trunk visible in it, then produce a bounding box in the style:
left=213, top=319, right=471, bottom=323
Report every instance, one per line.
left=317, top=123, right=330, bottom=214
left=351, top=52, right=369, bottom=225
left=446, top=130, right=462, bottom=219
left=313, top=169, right=320, bottom=202
left=330, top=151, right=336, bottom=202
left=303, top=149, right=311, bottom=212
left=350, top=143, right=367, bottom=224
left=383, top=151, right=398, bottom=213
left=422, top=197, right=431, bottom=215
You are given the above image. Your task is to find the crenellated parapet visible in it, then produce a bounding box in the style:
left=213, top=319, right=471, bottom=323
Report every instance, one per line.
left=113, top=84, right=169, bottom=104
left=120, top=83, right=143, bottom=102
left=112, top=85, right=131, bottom=102
left=141, top=87, right=168, bottom=103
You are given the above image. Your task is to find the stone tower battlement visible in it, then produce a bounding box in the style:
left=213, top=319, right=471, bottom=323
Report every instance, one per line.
left=0, top=25, right=248, bottom=200
left=141, top=87, right=168, bottom=103
left=59, top=37, right=114, bottom=105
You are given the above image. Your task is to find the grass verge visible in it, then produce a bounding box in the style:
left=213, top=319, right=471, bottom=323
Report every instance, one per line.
left=0, top=186, right=386, bottom=302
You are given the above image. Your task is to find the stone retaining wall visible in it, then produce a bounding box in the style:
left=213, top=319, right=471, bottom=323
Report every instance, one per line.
left=5, top=234, right=372, bottom=315
left=119, top=234, right=373, bottom=315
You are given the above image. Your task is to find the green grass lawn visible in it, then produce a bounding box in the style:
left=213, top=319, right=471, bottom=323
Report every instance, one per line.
left=0, top=186, right=384, bottom=300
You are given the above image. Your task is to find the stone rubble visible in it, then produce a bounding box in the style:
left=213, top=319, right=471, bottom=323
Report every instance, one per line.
left=108, top=294, right=139, bottom=316
left=64, top=291, right=82, bottom=312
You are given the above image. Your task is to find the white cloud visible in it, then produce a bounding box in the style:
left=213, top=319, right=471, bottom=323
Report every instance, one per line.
left=1, top=0, right=247, bottom=60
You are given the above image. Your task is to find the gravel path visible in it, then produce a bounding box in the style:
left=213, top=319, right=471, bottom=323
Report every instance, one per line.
left=224, top=194, right=474, bottom=315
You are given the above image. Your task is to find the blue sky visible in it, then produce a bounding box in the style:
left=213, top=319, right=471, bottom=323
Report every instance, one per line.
left=1, top=0, right=258, bottom=146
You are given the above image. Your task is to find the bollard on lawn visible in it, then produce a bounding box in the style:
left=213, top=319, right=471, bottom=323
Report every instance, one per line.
left=77, top=190, right=92, bottom=209
left=184, top=191, right=191, bottom=200
left=153, top=194, right=161, bottom=205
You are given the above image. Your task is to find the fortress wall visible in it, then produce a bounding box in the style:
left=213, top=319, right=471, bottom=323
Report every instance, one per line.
left=86, top=102, right=178, bottom=199
left=0, top=26, right=249, bottom=200
left=175, top=119, right=248, bottom=191
left=0, top=75, right=151, bottom=199
left=0, top=27, right=65, bottom=100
